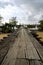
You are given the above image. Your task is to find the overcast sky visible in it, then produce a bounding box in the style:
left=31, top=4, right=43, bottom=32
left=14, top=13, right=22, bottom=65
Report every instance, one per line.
left=0, top=0, right=43, bottom=24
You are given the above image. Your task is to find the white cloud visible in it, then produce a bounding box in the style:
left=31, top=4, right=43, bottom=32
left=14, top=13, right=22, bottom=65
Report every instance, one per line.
left=0, top=0, right=43, bottom=24
left=0, top=0, right=10, bottom=2
left=0, top=4, right=31, bottom=24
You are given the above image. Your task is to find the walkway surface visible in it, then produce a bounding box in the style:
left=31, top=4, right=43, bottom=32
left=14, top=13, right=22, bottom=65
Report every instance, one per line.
left=1, top=28, right=43, bottom=65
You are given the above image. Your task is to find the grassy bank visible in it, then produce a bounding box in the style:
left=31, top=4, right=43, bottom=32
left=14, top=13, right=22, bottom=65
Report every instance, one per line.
left=0, top=33, right=11, bottom=39
left=31, top=30, right=43, bottom=45
left=36, top=31, right=43, bottom=42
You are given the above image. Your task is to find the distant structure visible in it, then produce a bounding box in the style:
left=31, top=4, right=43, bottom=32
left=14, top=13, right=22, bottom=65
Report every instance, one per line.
left=30, top=24, right=38, bottom=31
left=35, top=25, right=38, bottom=30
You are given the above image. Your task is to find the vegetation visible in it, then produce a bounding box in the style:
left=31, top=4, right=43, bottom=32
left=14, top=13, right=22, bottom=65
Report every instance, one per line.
left=36, top=32, right=43, bottom=41
left=39, top=20, right=43, bottom=30
left=0, top=16, right=18, bottom=33
left=0, top=15, right=3, bottom=22
left=9, top=17, right=17, bottom=31
left=16, top=25, right=21, bottom=28
left=0, top=15, right=21, bottom=33
left=2, top=23, right=12, bottom=33
left=0, top=33, right=10, bottom=39
left=9, top=17, right=17, bottom=25
left=27, top=25, right=35, bottom=28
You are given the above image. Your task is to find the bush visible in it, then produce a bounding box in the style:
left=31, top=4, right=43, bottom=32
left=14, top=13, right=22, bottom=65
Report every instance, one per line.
left=39, top=20, right=43, bottom=30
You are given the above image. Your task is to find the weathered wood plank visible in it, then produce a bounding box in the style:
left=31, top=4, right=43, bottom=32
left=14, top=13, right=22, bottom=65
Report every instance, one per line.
left=24, top=30, right=40, bottom=60
left=30, top=60, right=41, bottom=65
left=15, top=59, right=29, bottom=65
left=1, top=35, right=20, bottom=65
left=17, top=29, right=26, bottom=58
left=34, top=61, right=42, bottom=65
left=1, top=28, right=41, bottom=65
left=29, top=31, right=43, bottom=61
left=17, top=46, right=25, bottom=58
left=26, top=42, right=40, bottom=60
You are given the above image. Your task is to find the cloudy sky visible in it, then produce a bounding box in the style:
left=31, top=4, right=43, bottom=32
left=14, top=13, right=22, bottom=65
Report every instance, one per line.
left=0, top=0, right=43, bottom=24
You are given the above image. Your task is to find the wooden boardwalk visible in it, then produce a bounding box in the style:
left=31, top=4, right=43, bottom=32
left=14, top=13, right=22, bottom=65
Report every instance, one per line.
left=1, top=28, right=43, bottom=65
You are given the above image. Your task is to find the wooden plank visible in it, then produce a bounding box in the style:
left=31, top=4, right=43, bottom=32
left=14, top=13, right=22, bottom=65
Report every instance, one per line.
left=29, top=60, right=35, bottom=65
left=17, top=46, right=25, bottom=58
left=29, top=32, right=43, bottom=61
left=34, top=61, right=42, bottom=65
left=1, top=35, right=20, bottom=65
left=15, top=59, right=29, bottom=65
left=1, top=28, right=41, bottom=65
left=17, top=29, right=26, bottom=58
left=24, top=30, right=40, bottom=60
left=30, top=60, right=41, bottom=65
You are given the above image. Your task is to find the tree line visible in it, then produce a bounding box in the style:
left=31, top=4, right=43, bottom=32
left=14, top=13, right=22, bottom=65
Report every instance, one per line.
left=27, top=20, right=43, bottom=30
left=0, top=15, right=21, bottom=33
left=0, top=15, right=43, bottom=32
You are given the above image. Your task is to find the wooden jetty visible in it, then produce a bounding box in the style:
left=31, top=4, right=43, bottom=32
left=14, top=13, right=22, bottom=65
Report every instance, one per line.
left=1, top=28, right=43, bottom=65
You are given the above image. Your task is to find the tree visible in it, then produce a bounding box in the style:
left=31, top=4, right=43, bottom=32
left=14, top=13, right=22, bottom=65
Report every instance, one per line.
left=2, top=23, right=12, bottom=33
left=0, top=15, right=3, bottom=23
left=9, top=17, right=17, bottom=25
left=9, top=17, right=17, bottom=31
left=39, top=20, right=43, bottom=30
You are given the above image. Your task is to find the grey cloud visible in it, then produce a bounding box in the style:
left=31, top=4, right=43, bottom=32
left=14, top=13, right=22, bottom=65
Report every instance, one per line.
left=0, top=2, right=10, bottom=7
left=0, top=0, right=43, bottom=24
left=0, top=0, right=43, bottom=10
left=0, top=3, right=11, bottom=8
